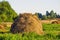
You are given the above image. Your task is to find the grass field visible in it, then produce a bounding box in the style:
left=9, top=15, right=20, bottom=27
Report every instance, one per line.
left=0, top=24, right=60, bottom=40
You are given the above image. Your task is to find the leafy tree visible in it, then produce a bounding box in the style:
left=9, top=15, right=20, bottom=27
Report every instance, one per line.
left=42, top=15, right=48, bottom=20
left=50, top=10, right=54, bottom=18
left=56, top=14, right=60, bottom=18
left=54, top=13, right=57, bottom=18
left=47, top=15, right=51, bottom=19
left=35, top=13, right=43, bottom=19
left=46, top=11, right=50, bottom=16
left=38, top=13, right=43, bottom=18
left=0, top=1, right=17, bottom=22
left=50, top=10, right=56, bottom=19
left=0, top=14, right=7, bottom=22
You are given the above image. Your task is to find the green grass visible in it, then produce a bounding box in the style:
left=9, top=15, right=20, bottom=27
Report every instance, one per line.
left=43, top=24, right=60, bottom=31
left=0, top=32, right=60, bottom=40
left=0, top=23, right=60, bottom=40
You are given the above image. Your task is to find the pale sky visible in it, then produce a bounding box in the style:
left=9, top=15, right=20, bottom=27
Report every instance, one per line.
left=0, top=0, right=60, bottom=15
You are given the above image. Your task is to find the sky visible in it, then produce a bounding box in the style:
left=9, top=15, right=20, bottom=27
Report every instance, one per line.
left=0, top=0, right=60, bottom=15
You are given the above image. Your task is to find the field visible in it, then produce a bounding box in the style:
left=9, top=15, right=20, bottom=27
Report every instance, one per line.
left=0, top=23, right=60, bottom=40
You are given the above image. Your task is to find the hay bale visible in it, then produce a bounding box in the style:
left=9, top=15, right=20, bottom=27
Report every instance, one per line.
left=10, top=13, right=43, bottom=34
left=51, top=21, right=59, bottom=24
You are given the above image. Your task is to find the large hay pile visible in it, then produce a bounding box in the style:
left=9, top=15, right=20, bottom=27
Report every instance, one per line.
left=10, top=13, right=43, bottom=34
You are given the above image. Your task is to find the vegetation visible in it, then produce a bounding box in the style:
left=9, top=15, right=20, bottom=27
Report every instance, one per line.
left=35, top=10, right=60, bottom=20
left=0, top=1, right=17, bottom=22
left=0, top=24, right=60, bottom=40
left=0, top=1, right=60, bottom=40
left=43, top=24, right=60, bottom=31
left=0, top=1, right=60, bottom=22
left=0, top=32, right=60, bottom=40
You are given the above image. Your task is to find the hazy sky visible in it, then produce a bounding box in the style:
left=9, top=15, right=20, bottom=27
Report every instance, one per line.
left=0, top=0, right=60, bottom=15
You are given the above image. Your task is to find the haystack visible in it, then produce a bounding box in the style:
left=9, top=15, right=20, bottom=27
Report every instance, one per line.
left=51, top=21, right=59, bottom=24
left=0, top=25, right=6, bottom=32
left=10, top=13, right=43, bottom=34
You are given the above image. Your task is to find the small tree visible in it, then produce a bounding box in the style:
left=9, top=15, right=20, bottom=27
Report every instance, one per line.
left=46, top=11, right=50, bottom=16
left=47, top=15, right=51, bottom=19
left=38, top=13, right=43, bottom=18
left=56, top=14, right=60, bottom=18
left=35, top=13, right=42, bottom=19
left=42, top=15, right=48, bottom=20
left=50, top=10, right=57, bottom=19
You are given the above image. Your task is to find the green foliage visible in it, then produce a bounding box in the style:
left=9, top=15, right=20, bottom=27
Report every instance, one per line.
left=0, top=24, right=60, bottom=40
left=42, top=15, right=48, bottom=20
left=46, top=11, right=50, bottom=16
left=43, top=24, right=60, bottom=31
left=47, top=15, right=51, bottom=19
left=35, top=10, right=59, bottom=20
left=35, top=13, right=43, bottom=20
left=50, top=10, right=57, bottom=19
left=0, top=32, right=60, bottom=40
left=0, top=1, right=17, bottom=22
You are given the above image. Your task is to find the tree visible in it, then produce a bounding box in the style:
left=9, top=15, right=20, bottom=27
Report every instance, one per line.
left=38, top=13, right=43, bottom=18
left=35, top=13, right=43, bottom=19
left=56, top=14, right=60, bottom=18
left=0, top=14, right=7, bottom=22
left=46, top=11, right=50, bottom=16
left=42, top=15, right=48, bottom=20
left=50, top=10, right=56, bottom=19
left=54, top=12, right=57, bottom=18
left=47, top=15, right=51, bottom=19
left=0, top=1, right=17, bottom=22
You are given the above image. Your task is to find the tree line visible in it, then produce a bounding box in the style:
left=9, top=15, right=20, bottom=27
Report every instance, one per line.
left=35, top=10, right=60, bottom=20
